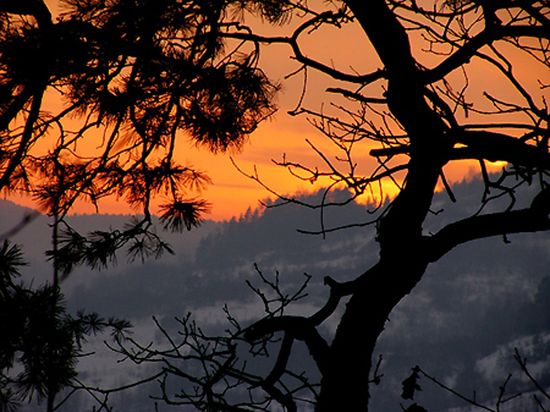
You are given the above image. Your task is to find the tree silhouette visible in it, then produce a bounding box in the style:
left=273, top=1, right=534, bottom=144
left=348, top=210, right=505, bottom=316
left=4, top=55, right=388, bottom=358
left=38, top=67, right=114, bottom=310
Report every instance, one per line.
left=0, top=0, right=277, bottom=409
left=114, top=1, right=547, bottom=411
left=0, top=240, right=131, bottom=411
left=0, top=0, right=278, bottom=281
left=226, top=2, right=549, bottom=410
left=0, top=0, right=549, bottom=411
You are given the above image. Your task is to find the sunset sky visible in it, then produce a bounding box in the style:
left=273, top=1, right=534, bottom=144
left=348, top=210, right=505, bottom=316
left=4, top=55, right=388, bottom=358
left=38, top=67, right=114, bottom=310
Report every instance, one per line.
left=9, top=0, right=550, bottom=220
left=2, top=4, right=549, bottom=410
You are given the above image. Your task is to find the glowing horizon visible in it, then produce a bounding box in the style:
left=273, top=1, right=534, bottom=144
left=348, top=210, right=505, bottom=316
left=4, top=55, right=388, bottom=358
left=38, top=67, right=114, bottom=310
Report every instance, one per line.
left=5, top=0, right=548, bottom=222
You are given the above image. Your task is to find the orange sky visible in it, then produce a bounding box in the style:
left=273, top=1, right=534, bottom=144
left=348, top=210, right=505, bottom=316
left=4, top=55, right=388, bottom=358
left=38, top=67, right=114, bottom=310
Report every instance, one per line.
left=7, top=1, right=550, bottom=221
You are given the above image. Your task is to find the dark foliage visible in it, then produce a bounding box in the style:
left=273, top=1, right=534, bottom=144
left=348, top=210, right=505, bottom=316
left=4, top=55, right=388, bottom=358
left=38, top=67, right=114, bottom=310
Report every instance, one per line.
left=401, top=367, right=422, bottom=401
left=0, top=1, right=287, bottom=410
left=0, top=241, right=130, bottom=410
left=0, top=0, right=282, bottom=278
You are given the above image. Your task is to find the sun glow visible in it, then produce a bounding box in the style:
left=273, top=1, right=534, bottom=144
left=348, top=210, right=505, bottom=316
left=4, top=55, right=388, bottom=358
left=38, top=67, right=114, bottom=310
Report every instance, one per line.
left=4, top=0, right=547, bottom=222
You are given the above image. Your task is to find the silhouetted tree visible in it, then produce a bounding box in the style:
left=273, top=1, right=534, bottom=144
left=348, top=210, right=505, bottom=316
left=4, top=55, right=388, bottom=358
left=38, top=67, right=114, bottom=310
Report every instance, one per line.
left=226, top=2, right=549, bottom=410
left=0, top=240, right=130, bottom=411
left=0, top=0, right=278, bottom=280
left=113, top=1, right=548, bottom=411
left=0, top=0, right=277, bottom=410
left=0, top=0, right=549, bottom=411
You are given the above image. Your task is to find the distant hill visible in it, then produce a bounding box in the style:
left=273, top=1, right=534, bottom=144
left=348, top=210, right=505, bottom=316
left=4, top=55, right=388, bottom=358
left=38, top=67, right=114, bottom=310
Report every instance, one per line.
left=0, top=199, right=218, bottom=288
left=0, top=199, right=41, bottom=238
left=7, top=178, right=550, bottom=412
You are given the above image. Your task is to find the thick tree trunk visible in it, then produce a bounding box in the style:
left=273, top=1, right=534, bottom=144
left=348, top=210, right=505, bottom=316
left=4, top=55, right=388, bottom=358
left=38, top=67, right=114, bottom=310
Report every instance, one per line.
left=315, top=164, right=439, bottom=411
left=316, top=257, right=429, bottom=411
left=315, top=1, right=452, bottom=410
left=315, top=70, right=446, bottom=412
